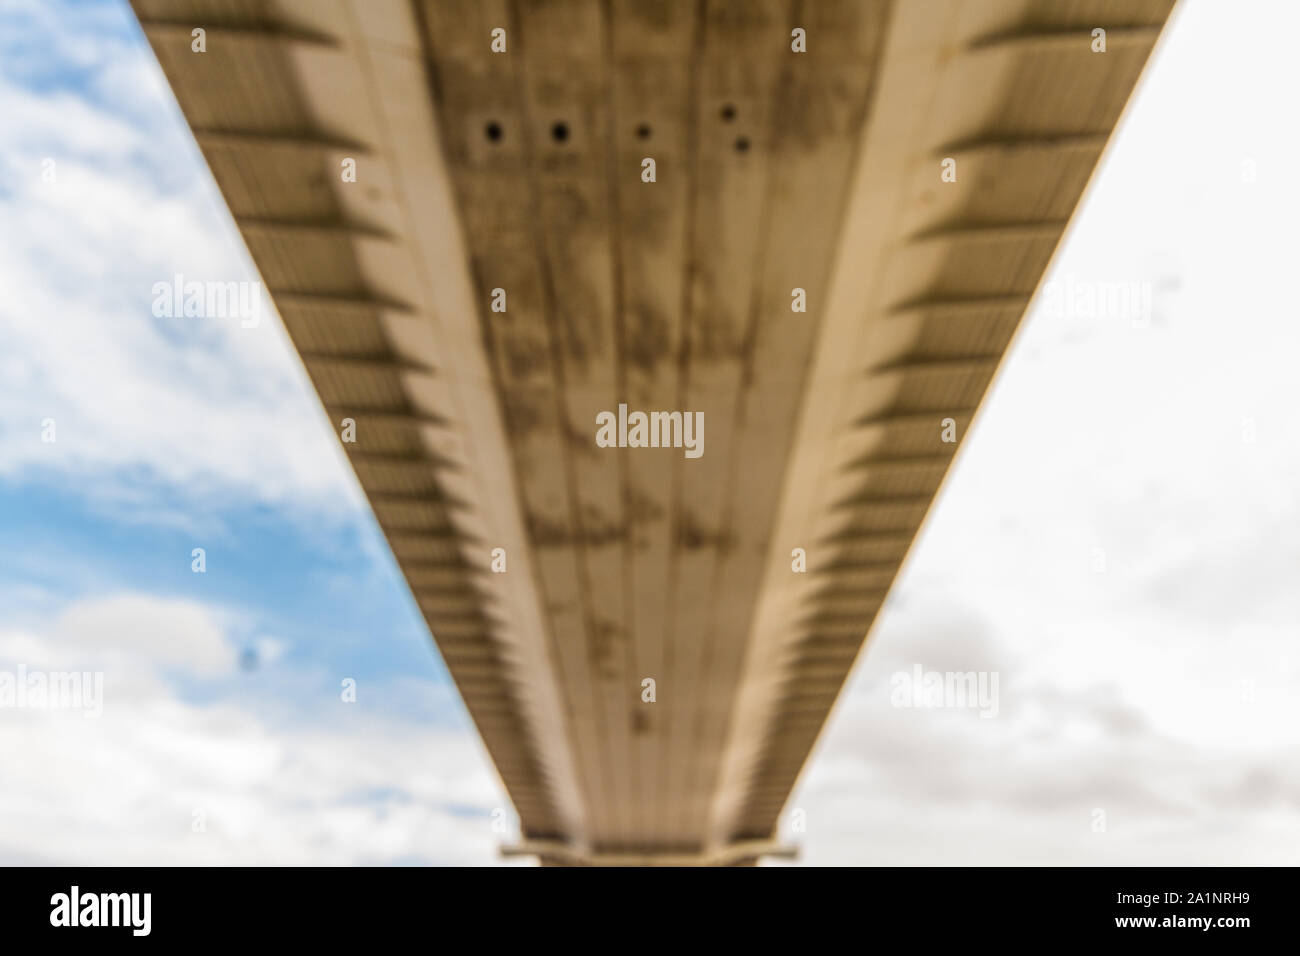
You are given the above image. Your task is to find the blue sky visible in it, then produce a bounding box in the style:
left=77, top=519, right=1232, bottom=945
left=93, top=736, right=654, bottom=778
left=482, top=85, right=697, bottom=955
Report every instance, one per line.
left=2, top=0, right=1299, bottom=866
left=0, top=0, right=511, bottom=865
left=0, top=0, right=456, bottom=713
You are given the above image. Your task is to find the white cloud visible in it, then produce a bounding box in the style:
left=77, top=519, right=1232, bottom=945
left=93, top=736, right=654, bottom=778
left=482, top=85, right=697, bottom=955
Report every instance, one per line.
left=0, top=593, right=515, bottom=866
left=780, top=592, right=1300, bottom=866
left=54, top=593, right=237, bottom=677
left=0, top=12, right=361, bottom=527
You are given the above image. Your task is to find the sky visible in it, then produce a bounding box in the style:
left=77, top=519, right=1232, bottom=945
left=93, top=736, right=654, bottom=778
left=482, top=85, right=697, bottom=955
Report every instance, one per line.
left=1, top=0, right=1297, bottom=866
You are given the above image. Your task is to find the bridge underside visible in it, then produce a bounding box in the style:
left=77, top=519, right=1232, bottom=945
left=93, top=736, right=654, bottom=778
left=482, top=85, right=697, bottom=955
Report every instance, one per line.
left=134, top=0, right=1174, bottom=863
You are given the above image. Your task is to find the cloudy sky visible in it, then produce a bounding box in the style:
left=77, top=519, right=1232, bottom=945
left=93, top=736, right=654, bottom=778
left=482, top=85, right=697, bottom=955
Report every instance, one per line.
left=1, top=0, right=1296, bottom=865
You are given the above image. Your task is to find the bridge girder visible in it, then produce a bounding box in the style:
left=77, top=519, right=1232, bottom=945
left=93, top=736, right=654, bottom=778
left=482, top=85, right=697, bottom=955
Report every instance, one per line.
left=133, top=0, right=1176, bottom=861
